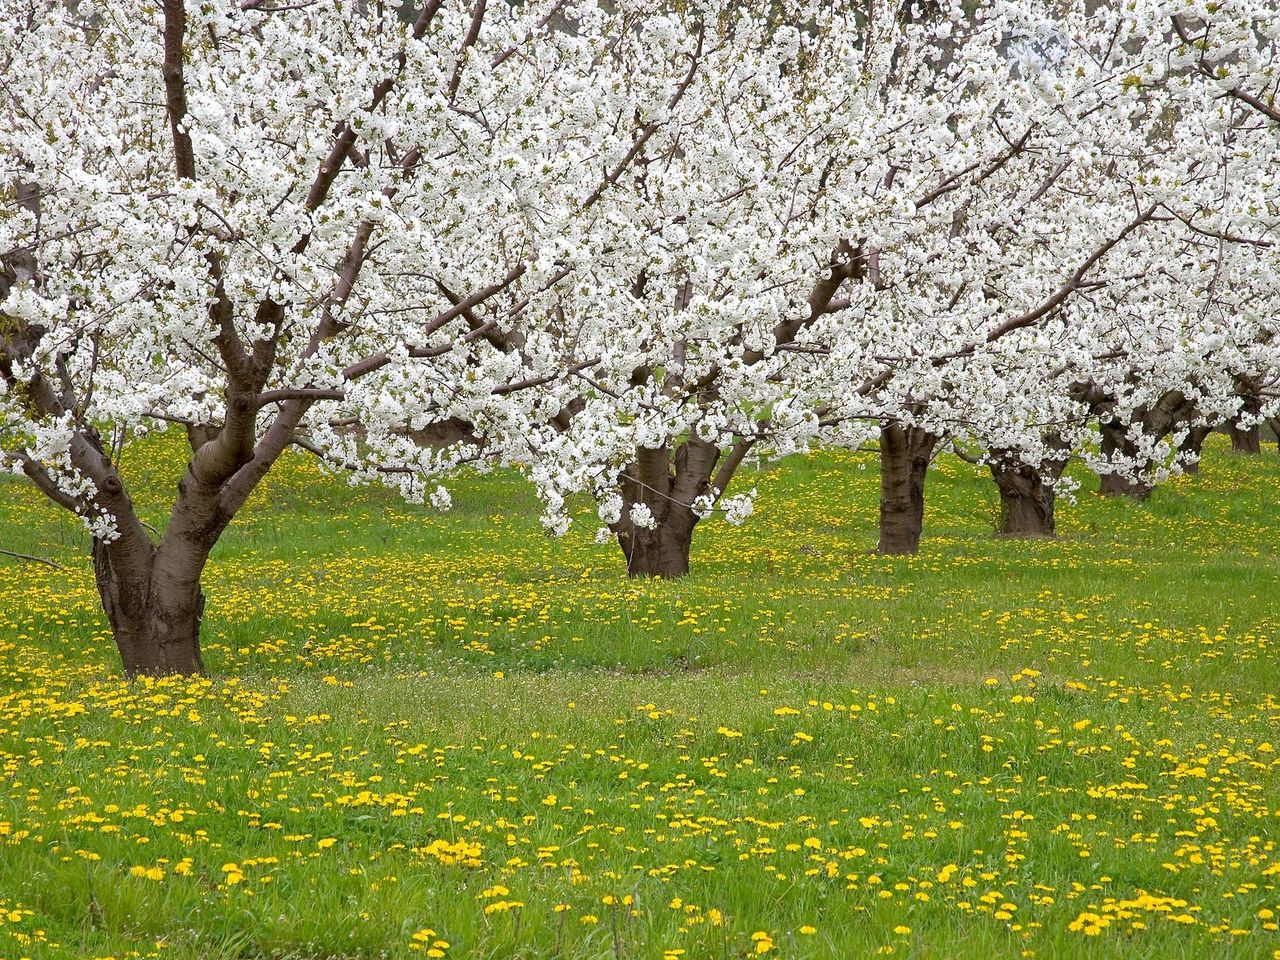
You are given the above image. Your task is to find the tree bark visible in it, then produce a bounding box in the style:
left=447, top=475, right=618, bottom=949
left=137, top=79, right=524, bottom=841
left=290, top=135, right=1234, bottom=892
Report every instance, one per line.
left=1097, top=421, right=1154, bottom=500
left=1097, top=457, right=1152, bottom=499
left=619, top=519, right=696, bottom=578
left=611, top=436, right=752, bottom=578
left=614, top=443, right=702, bottom=579
left=988, top=450, right=1066, bottom=537
left=1228, top=393, right=1263, bottom=454
left=1268, top=418, right=1280, bottom=454
left=92, top=539, right=205, bottom=677
left=1178, top=424, right=1213, bottom=474
left=86, top=466, right=229, bottom=677
left=877, top=423, right=939, bottom=555
left=1089, top=389, right=1194, bottom=500
left=1229, top=422, right=1261, bottom=455
left=1097, top=470, right=1152, bottom=499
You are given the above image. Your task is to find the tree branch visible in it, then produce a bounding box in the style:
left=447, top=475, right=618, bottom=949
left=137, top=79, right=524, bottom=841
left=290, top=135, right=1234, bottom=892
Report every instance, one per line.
left=1171, top=15, right=1280, bottom=124
left=0, top=547, right=64, bottom=570
left=982, top=202, right=1159, bottom=343
left=161, top=0, right=197, bottom=179
left=446, top=0, right=487, bottom=100
left=0, top=548, right=64, bottom=571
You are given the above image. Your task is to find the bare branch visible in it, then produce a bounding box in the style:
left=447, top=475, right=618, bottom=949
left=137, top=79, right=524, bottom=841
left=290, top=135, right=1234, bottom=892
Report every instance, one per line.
left=916, top=127, right=1034, bottom=210
left=255, top=387, right=345, bottom=407
left=579, top=23, right=704, bottom=212
left=0, top=548, right=64, bottom=571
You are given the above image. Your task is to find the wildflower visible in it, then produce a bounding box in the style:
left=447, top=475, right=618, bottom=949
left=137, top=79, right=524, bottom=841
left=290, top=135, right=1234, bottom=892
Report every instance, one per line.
left=751, top=931, right=775, bottom=954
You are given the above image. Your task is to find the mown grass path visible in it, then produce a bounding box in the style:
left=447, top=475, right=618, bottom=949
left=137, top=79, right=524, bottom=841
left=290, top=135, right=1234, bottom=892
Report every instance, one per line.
left=1, top=435, right=1277, bottom=958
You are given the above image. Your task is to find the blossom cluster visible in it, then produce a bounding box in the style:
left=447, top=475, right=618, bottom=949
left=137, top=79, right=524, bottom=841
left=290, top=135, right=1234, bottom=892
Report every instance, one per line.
left=1, top=0, right=1277, bottom=558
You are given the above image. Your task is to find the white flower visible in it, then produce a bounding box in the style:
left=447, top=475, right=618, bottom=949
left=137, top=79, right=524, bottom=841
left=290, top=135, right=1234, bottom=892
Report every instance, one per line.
left=541, top=510, right=571, bottom=538
left=628, top=502, right=658, bottom=530
left=598, top=491, right=623, bottom=526
left=691, top=491, right=717, bottom=520
left=722, top=493, right=755, bottom=527
left=429, top=485, right=452, bottom=512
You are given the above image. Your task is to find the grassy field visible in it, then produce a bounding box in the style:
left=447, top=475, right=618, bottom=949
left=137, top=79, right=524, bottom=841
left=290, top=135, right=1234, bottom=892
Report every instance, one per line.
left=1, top=432, right=1278, bottom=960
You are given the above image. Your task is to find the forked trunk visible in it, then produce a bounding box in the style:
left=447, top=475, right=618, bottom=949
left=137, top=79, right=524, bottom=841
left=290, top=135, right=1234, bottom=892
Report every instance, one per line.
left=611, top=436, right=749, bottom=579
left=877, top=423, right=939, bottom=555
left=1178, top=425, right=1213, bottom=474
left=1088, top=390, right=1195, bottom=500
left=989, top=455, right=1065, bottom=538
left=92, top=539, right=206, bottom=676
left=87, top=466, right=230, bottom=677
left=614, top=444, right=704, bottom=579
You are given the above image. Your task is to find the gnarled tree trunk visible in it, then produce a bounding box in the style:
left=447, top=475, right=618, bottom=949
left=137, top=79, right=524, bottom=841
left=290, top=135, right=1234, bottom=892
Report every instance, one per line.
left=1178, top=424, right=1213, bottom=474
left=1229, top=393, right=1262, bottom=454
left=618, top=516, right=697, bottom=578
left=87, top=466, right=236, bottom=676
left=1098, top=473, right=1152, bottom=498
left=988, top=448, right=1067, bottom=537
left=612, top=437, right=752, bottom=578
left=1098, top=420, right=1153, bottom=500
left=1093, top=390, right=1194, bottom=500
left=1229, top=422, right=1261, bottom=454
left=877, top=423, right=939, bottom=555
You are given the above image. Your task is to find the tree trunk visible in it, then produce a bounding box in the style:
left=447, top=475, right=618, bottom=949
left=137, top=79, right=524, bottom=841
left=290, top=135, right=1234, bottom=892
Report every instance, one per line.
left=988, top=453, right=1065, bottom=538
left=877, top=424, right=939, bottom=555
left=618, top=520, right=695, bottom=578
left=1229, top=421, right=1261, bottom=455
left=1268, top=418, right=1280, bottom=454
left=85, top=463, right=233, bottom=677
left=614, top=444, right=703, bottom=579
left=1098, top=422, right=1153, bottom=500
left=1178, top=425, right=1213, bottom=474
left=1098, top=470, right=1152, bottom=500
left=92, top=540, right=206, bottom=676
left=611, top=436, right=751, bottom=579
left=1228, top=393, right=1263, bottom=454
left=1088, top=390, right=1195, bottom=500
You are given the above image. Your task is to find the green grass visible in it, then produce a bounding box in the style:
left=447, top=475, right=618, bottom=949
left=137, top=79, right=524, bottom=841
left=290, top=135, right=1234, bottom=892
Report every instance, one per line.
left=1, top=432, right=1278, bottom=959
